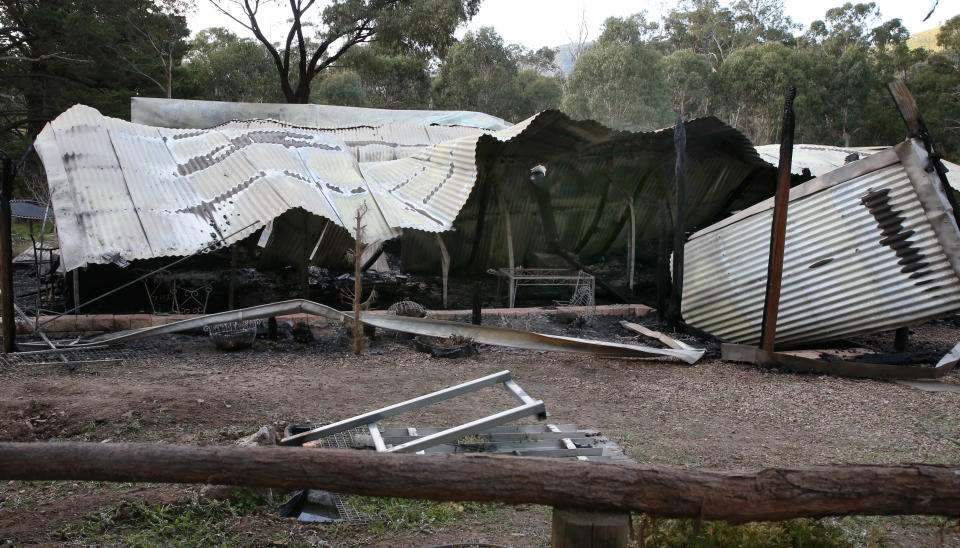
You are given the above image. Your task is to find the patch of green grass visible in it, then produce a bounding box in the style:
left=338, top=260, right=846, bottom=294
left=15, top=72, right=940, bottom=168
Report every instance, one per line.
left=11, top=222, right=56, bottom=255
left=352, top=496, right=500, bottom=533
left=60, top=491, right=268, bottom=546
left=634, top=515, right=855, bottom=547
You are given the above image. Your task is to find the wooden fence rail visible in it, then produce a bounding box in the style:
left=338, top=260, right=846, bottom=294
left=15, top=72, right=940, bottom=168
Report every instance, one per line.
left=0, top=442, right=958, bottom=523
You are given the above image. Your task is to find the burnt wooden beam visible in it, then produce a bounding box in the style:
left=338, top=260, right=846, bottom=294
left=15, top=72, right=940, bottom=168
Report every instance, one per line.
left=759, top=87, right=797, bottom=352
left=656, top=200, right=671, bottom=321
left=0, top=155, right=14, bottom=353
left=894, top=327, right=909, bottom=352
left=1, top=443, right=959, bottom=523
left=887, top=80, right=960, bottom=229
left=665, top=118, right=687, bottom=327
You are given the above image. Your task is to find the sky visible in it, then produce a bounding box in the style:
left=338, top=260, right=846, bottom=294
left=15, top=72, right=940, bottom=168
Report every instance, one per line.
left=189, top=0, right=959, bottom=50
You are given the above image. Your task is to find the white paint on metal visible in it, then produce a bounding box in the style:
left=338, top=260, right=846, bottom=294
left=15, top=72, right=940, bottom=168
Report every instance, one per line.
left=33, top=104, right=534, bottom=271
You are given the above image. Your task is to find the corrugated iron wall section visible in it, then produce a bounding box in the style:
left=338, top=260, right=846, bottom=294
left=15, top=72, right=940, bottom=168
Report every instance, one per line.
left=683, top=139, right=960, bottom=345
left=402, top=115, right=772, bottom=273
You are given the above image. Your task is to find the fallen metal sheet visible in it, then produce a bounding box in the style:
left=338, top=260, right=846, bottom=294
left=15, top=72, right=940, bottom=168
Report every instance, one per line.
left=359, top=312, right=703, bottom=363
left=402, top=114, right=773, bottom=273
left=36, top=101, right=772, bottom=273
left=684, top=139, right=960, bottom=346
left=721, top=341, right=960, bottom=379
left=292, top=423, right=633, bottom=462
left=35, top=104, right=504, bottom=270
left=131, top=97, right=510, bottom=133
left=281, top=370, right=546, bottom=450
left=618, top=320, right=704, bottom=359
left=893, top=380, right=960, bottom=392
left=24, top=299, right=700, bottom=363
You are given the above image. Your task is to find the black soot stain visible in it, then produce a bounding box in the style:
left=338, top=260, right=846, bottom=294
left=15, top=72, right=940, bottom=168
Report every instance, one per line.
left=860, top=188, right=933, bottom=283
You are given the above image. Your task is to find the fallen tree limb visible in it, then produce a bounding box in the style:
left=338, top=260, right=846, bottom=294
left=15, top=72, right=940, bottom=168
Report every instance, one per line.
left=1, top=442, right=957, bottom=523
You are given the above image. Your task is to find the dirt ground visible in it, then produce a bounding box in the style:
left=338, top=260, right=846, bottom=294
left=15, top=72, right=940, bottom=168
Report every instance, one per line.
left=1, top=314, right=959, bottom=546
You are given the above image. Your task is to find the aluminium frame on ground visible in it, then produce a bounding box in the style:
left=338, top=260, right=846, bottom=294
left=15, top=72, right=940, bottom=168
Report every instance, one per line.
left=280, top=370, right=547, bottom=453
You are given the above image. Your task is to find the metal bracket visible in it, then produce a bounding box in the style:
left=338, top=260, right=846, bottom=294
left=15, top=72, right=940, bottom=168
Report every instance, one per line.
left=280, top=370, right=547, bottom=453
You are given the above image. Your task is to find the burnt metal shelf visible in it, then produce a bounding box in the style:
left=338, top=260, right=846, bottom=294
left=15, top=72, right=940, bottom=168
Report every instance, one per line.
left=494, top=268, right=595, bottom=309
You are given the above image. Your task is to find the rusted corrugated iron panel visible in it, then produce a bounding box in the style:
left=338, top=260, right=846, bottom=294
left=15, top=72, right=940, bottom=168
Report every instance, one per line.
left=683, top=139, right=960, bottom=345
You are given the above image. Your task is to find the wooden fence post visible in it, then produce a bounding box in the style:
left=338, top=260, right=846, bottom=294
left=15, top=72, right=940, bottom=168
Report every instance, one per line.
left=552, top=508, right=630, bottom=548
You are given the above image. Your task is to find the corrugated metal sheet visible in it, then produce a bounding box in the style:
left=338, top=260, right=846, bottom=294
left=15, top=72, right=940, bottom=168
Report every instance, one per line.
left=756, top=143, right=960, bottom=191
left=131, top=97, right=510, bottom=131
left=35, top=103, right=518, bottom=271
left=402, top=113, right=773, bottom=272
left=683, top=139, right=960, bottom=345
left=36, top=101, right=772, bottom=273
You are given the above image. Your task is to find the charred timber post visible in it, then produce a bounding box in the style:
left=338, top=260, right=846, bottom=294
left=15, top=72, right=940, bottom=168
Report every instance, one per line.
left=228, top=247, right=237, bottom=311
left=665, top=118, right=686, bottom=327
left=0, top=155, right=14, bottom=353
left=894, top=326, right=909, bottom=352
left=552, top=508, right=629, bottom=548
left=656, top=200, right=670, bottom=320
left=887, top=80, right=960, bottom=234
left=1, top=443, right=959, bottom=523
left=472, top=282, right=482, bottom=325
left=759, top=86, right=797, bottom=353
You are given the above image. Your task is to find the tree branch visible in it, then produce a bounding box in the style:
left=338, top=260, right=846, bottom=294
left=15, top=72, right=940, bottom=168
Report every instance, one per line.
left=207, top=0, right=254, bottom=31
left=235, top=0, right=293, bottom=100
left=0, top=52, right=92, bottom=63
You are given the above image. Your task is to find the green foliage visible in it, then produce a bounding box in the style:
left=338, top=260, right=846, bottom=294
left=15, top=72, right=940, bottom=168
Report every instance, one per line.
left=712, top=41, right=811, bottom=143
left=517, top=69, right=563, bottom=119
left=434, top=27, right=519, bottom=119
left=338, top=45, right=432, bottom=109
left=434, top=27, right=561, bottom=121
left=178, top=28, right=285, bottom=103
left=937, top=15, right=960, bottom=60
left=562, top=16, right=673, bottom=131
left=62, top=492, right=268, bottom=546
left=635, top=515, right=855, bottom=547
left=353, top=496, right=499, bottom=533
left=661, top=49, right=712, bottom=118
left=313, top=70, right=366, bottom=107
left=555, top=0, right=960, bottom=155
left=211, top=0, right=480, bottom=103
left=0, top=0, right=189, bottom=146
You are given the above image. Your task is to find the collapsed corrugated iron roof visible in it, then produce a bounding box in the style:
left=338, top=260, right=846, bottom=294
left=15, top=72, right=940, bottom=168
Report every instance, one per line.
left=683, top=139, right=960, bottom=346
left=36, top=99, right=773, bottom=272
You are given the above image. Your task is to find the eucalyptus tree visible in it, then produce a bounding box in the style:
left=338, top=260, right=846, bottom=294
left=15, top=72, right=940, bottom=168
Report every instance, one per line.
left=207, top=0, right=480, bottom=104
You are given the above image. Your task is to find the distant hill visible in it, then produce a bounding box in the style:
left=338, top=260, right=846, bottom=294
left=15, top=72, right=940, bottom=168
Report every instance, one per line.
left=908, top=25, right=942, bottom=51
left=553, top=42, right=593, bottom=75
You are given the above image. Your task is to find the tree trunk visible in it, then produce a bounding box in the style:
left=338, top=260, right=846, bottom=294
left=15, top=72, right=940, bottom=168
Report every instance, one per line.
left=1, top=442, right=958, bottom=523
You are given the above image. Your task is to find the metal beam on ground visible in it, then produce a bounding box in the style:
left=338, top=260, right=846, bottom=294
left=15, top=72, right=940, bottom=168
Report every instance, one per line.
left=280, top=370, right=514, bottom=446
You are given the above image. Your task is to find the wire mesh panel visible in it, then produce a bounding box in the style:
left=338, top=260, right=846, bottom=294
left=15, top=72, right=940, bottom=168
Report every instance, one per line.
left=298, top=426, right=371, bottom=524
left=0, top=341, right=162, bottom=367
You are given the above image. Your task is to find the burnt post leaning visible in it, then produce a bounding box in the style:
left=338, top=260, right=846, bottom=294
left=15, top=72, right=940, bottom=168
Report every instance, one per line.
left=759, top=86, right=797, bottom=352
